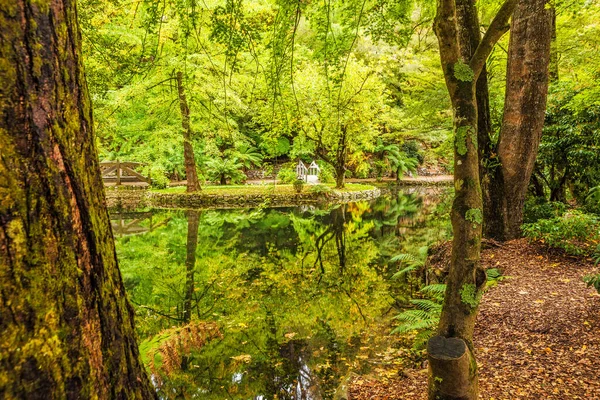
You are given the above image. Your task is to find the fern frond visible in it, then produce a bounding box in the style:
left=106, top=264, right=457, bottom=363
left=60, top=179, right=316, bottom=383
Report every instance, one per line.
left=391, top=265, right=417, bottom=280
left=391, top=319, right=437, bottom=334
left=410, top=299, right=442, bottom=313
left=419, top=284, right=446, bottom=299
left=393, top=309, right=433, bottom=323
left=390, top=253, right=419, bottom=264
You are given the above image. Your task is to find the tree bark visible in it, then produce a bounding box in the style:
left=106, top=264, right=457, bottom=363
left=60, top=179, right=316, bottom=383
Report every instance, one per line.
left=548, top=7, right=558, bottom=83
left=483, top=0, right=552, bottom=241
left=0, top=1, right=156, bottom=398
left=429, top=0, right=517, bottom=397
left=176, top=71, right=201, bottom=193
left=334, top=127, right=348, bottom=189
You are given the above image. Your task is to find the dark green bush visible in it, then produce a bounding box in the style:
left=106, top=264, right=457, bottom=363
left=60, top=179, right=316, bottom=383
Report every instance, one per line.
left=522, top=198, right=567, bottom=224
left=522, top=211, right=600, bottom=256
left=401, top=140, right=424, bottom=164
left=293, top=179, right=305, bottom=193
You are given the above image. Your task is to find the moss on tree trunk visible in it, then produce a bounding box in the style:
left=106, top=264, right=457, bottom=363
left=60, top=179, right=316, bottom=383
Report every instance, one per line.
left=429, top=0, right=518, bottom=397
left=0, top=0, right=156, bottom=398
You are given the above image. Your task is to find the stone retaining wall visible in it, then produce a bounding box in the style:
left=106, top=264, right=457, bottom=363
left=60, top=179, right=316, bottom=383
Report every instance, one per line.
left=105, top=187, right=381, bottom=210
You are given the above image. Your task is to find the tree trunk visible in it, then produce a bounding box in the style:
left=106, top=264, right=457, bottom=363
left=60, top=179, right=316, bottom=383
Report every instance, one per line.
left=176, top=71, right=201, bottom=193
left=549, top=7, right=559, bottom=83
left=483, top=0, right=552, bottom=241
left=335, top=166, right=345, bottom=189
left=181, top=210, right=200, bottom=371
left=182, top=211, right=200, bottom=325
left=429, top=0, right=518, bottom=397
left=0, top=1, right=156, bottom=398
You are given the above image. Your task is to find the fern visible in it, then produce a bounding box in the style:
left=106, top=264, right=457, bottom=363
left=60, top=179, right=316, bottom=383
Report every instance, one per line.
left=391, top=265, right=417, bottom=279
left=409, top=298, right=442, bottom=312
left=390, top=253, right=420, bottom=264
left=419, top=283, right=447, bottom=300
left=391, top=284, right=445, bottom=349
left=390, top=252, right=424, bottom=280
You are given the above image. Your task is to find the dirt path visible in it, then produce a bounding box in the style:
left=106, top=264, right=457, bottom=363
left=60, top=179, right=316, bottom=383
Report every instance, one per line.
left=349, top=239, right=600, bottom=399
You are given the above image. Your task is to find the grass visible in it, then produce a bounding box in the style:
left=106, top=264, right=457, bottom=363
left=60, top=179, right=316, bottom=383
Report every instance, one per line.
left=151, top=183, right=375, bottom=196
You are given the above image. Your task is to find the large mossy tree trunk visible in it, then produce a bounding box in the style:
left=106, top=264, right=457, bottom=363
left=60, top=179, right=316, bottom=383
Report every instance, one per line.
left=176, top=71, right=201, bottom=193
left=483, top=0, right=552, bottom=241
left=429, top=0, right=517, bottom=398
left=0, top=0, right=156, bottom=398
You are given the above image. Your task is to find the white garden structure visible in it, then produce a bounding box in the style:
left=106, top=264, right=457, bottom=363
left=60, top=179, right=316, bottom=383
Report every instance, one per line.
left=296, top=160, right=321, bottom=183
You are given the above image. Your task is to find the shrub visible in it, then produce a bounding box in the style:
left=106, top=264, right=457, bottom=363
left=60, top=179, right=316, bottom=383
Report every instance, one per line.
left=318, top=162, right=335, bottom=184
left=522, top=211, right=600, bottom=256
left=522, top=198, right=567, bottom=224
left=308, top=184, right=331, bottom=194
left=276, top=166, right=297, bottom=184
left=584, top=274, right=600, bottom=293
left=293, top=179, right=305, bottom=193
left=148, top=165, right=170, bottom=189
left=401, top=140, right=424, bottom=164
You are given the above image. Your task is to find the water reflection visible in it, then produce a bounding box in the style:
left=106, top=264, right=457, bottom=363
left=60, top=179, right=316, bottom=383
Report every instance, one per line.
left=111, top=189, right=448, bottom=399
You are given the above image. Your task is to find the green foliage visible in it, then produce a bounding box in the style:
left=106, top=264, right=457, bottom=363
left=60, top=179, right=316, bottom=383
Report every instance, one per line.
left=392, top=284, right=445, bottom=349
left=308, top=184, right=332, bottom=194
left=230, top=143, right=263, bottom=170
left=454, top=125, right=469, bottom=156
left=390, top=253, right=423, bottom=279
left=535, top=83, right=600, bottom=203
left=460, top=283, right=481, bottom=311
left=586, top=186, right=600, bottom=213
left=401, top=141, right=424, bottom=164
left=465, top=208, right=483, bottom=226
left=583, top=274, right=600, bottom=293
left=523, top=198, right=567, bottom=224
left=276, top=165, right=298, bottom=184
left=453, top=61, right=474, bottom=82
left=205, top=156, right=245, bottom=184
left=293, top=179, right=305, bottom=193
left=317, top=162, right=336, bottom=184
left=522, top=211, right=600, bottom=256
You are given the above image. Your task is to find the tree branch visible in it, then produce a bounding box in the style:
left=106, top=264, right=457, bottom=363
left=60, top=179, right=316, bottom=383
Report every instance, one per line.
left=470, top=0, right=519, bottom=80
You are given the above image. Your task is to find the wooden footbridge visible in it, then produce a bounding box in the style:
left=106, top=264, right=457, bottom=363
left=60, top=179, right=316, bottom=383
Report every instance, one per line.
left=110, top=211, right=170, bottom=237
left=100, top=160, right=151, bottom=186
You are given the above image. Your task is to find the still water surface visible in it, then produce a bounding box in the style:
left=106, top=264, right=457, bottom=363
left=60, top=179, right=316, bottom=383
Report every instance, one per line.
left=111, top=189, right=448, bottom=399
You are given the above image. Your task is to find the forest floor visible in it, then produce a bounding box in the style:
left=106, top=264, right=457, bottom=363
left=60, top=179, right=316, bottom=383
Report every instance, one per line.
left=348, top=239, right=600, bottom=400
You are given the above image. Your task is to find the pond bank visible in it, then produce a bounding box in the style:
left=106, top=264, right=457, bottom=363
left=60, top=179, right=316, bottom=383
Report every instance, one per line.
left=105, top=184, right=382, bottom=210
left=349, top=239, right=600, bottom=400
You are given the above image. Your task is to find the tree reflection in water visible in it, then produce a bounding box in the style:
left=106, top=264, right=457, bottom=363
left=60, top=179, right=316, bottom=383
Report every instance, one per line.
left=112, top=189, right=449, bottom=399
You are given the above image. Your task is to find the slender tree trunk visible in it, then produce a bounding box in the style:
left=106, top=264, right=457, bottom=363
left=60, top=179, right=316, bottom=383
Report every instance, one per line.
left=334, top=127, right=348, bottom=189
left=176, top=71, right=201, bottom=193
left=484, top=0, right=552, bottom=241
left=0, top=1, right=156, bottom=398
left=429, top=0, right=518, bottom=397
left=181, top=210, right=200, bottom=371
left=549, top=7, right=559, bottom=83
left=335, top=165, right=345, bottom=189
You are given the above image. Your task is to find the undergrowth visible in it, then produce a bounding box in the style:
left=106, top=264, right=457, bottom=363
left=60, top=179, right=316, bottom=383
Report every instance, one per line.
left=390, top=251, right=506, bottom=349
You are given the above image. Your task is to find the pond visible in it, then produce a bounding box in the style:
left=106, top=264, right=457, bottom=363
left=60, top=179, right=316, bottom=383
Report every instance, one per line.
left=111, top=188, right=450, bottom=399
